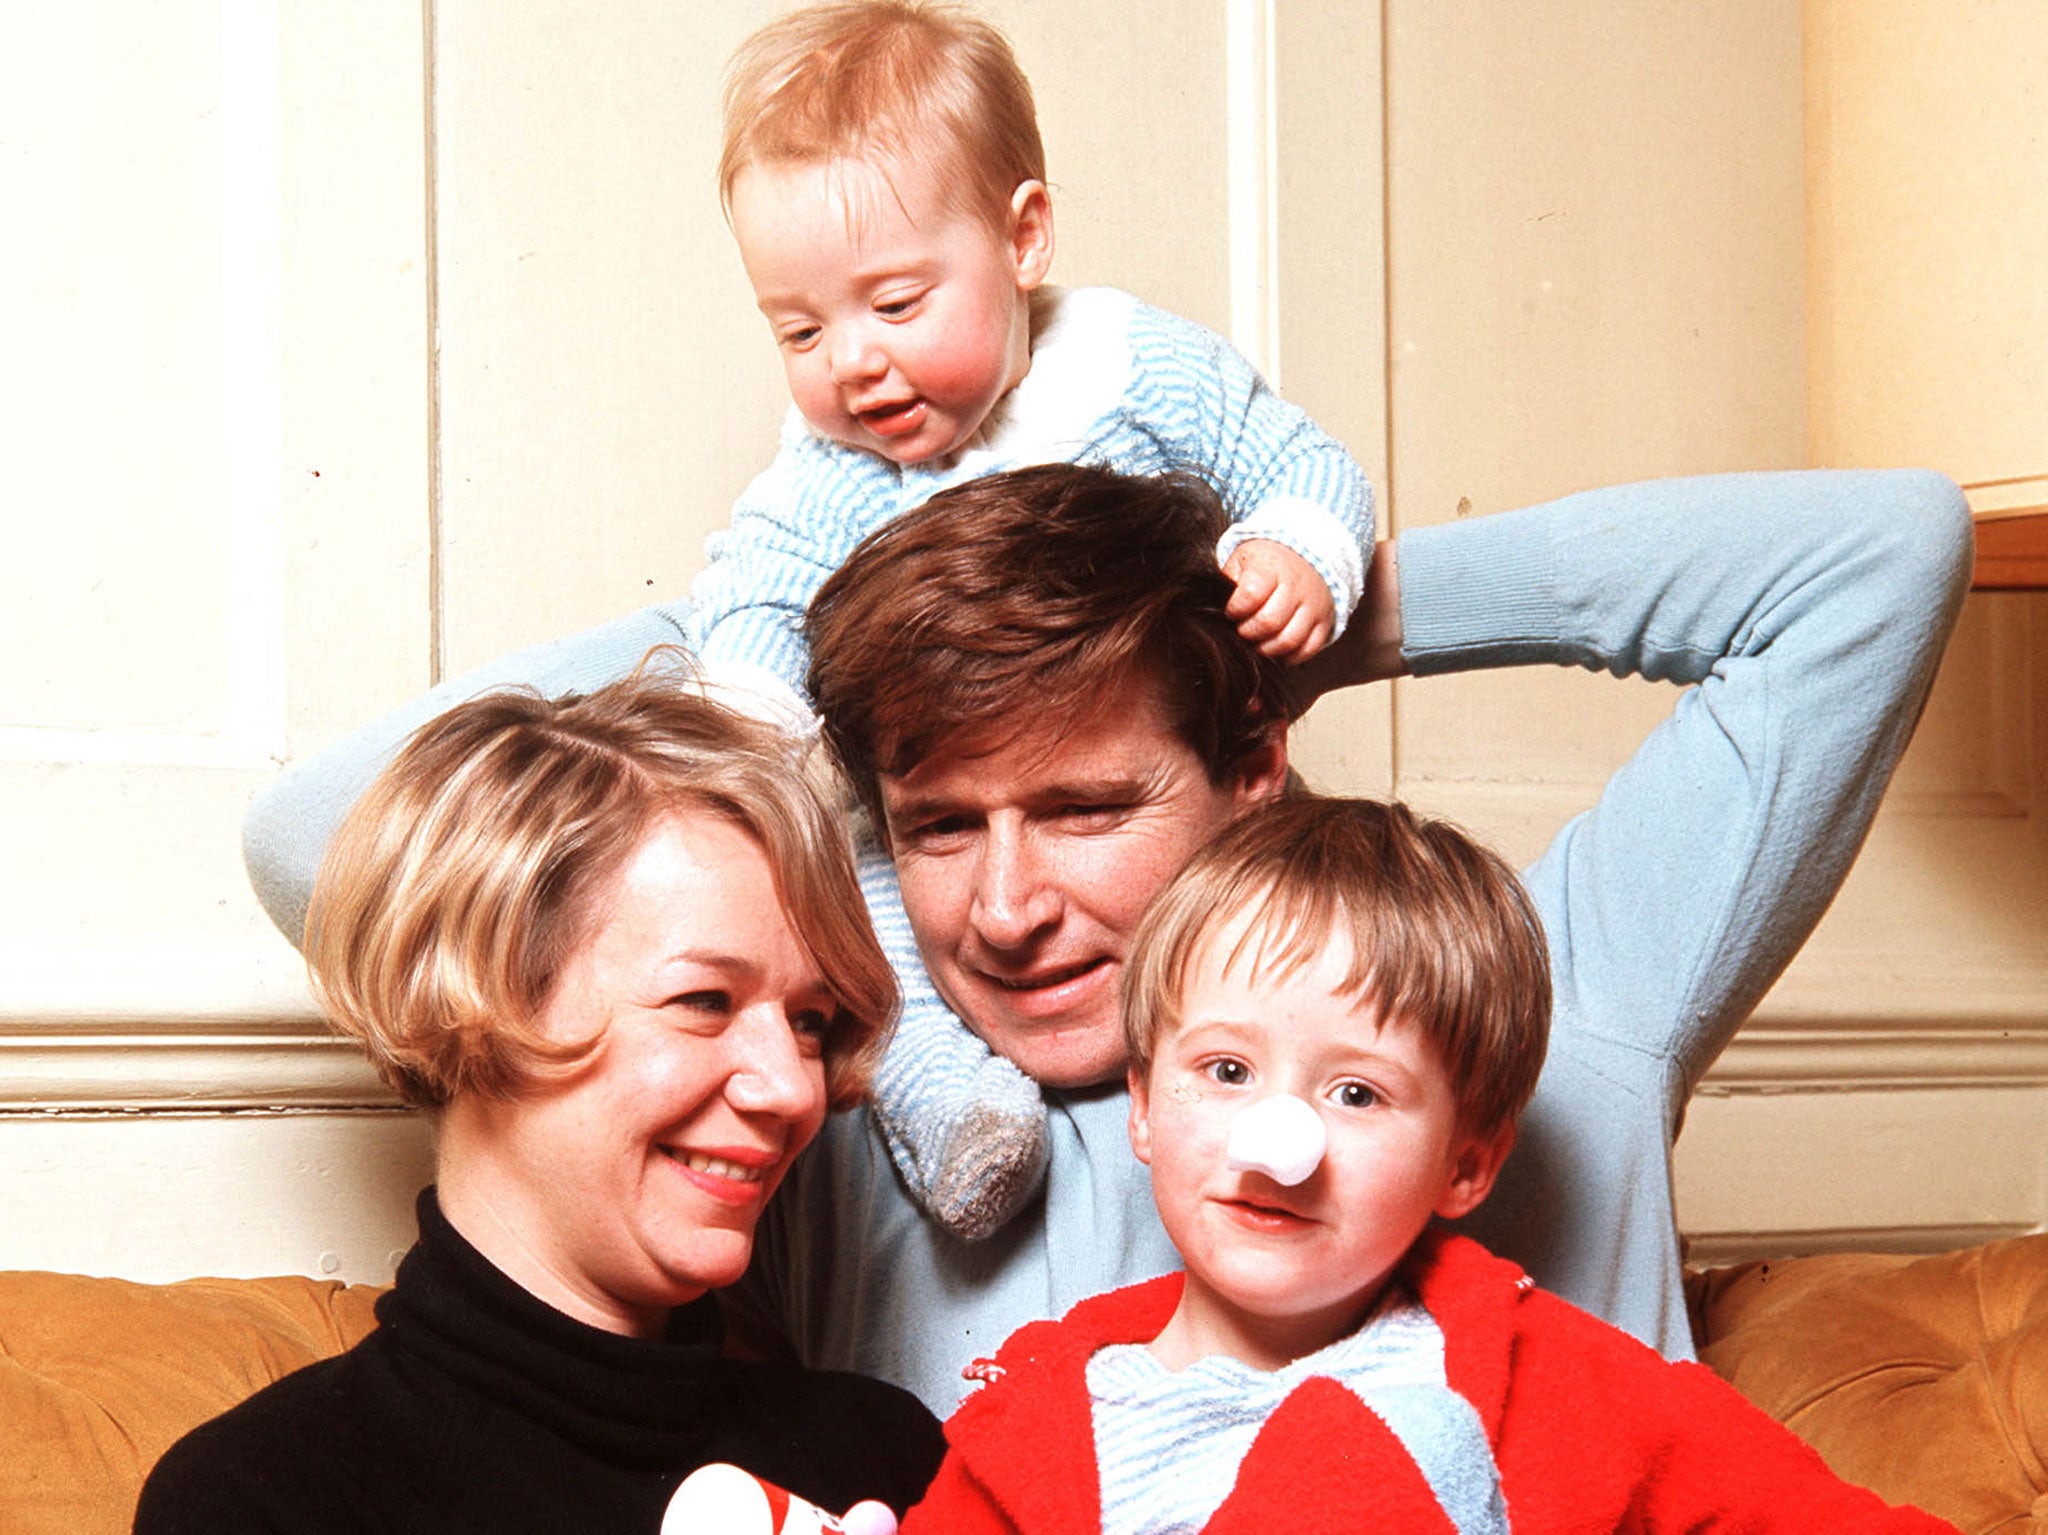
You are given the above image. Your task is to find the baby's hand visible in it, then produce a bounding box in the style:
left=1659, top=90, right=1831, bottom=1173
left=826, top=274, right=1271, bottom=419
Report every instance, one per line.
left=1222, top=539, right=1335, bottom=663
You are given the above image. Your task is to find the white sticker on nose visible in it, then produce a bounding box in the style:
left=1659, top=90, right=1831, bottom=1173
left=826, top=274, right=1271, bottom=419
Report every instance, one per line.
left=1224, top=1094, right=1326, bottom=1185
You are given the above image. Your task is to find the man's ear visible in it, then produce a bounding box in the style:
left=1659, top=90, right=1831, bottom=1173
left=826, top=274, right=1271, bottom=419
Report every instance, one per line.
left=1008, top=180, right=1055, bottom=291
left=1229, top=723, right=1291, bottom=812
left=1126, top=1063, right=1154, bottom=1166
left=1434, top=1121, right=1515, bottom=1222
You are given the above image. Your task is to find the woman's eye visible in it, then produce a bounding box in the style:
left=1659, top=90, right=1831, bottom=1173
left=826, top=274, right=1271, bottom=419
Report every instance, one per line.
left=674, top=990, right=732, bottom=1016
left=1206, top=1059, right=1250, bottom=1087
left=789, top=1008, right=834, bottom=1054
left=1333, top=1081, right=1378, bottom=1109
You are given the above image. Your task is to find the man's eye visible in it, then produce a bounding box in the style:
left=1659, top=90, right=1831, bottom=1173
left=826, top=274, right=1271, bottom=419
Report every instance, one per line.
left=905, top=814, right=974, bottom=846
left=1059, top=801, right=1127, bottom=826
left=1206, top=1059, right=1250, bottom=1087
left=1332, top=1081, right=1379, bottom=1110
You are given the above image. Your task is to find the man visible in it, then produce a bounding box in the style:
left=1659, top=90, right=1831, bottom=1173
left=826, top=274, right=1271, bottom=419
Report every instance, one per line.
left=244, top=462, right=1971, bottom=1415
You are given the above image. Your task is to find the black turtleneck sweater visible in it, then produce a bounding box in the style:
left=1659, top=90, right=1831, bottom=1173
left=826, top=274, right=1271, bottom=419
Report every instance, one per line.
left=134, top=1190, right=944, bottom=1533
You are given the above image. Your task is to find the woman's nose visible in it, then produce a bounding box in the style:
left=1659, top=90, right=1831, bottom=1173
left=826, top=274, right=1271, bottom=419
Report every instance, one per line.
left=724, top=1006, right=823, bottom=1120
left=968, top=828, right=1061, bottom=949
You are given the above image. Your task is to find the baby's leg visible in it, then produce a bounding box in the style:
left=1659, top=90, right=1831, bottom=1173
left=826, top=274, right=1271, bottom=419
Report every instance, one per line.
left=858, top=850, right=1048, bottom=1239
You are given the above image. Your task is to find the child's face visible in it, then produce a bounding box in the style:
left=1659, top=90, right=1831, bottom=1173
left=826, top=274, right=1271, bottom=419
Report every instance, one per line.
left=1128, top=914, right=1508, bottom=1368
left=728, top=151, right=1052, bottom=467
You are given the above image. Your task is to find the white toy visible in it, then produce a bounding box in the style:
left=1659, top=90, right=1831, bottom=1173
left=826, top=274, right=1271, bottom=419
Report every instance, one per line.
left=1224, top=1093, right=1327, bottom=1186
left=663, top=1463, right=899, bottom=1535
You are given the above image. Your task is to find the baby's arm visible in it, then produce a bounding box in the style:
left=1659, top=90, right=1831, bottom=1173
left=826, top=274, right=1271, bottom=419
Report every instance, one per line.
left=1222, top=538, right=1336, bottom=660
left=1117, top=296, right=1374, bottom=660
left=688, top=417, right=903, bottom=725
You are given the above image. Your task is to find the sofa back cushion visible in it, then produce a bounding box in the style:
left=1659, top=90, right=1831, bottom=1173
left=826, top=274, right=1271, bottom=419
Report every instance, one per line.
left=0, top=1269, right=383, bottom=1535
left=1691, top=1233, right=2048, bottom=1534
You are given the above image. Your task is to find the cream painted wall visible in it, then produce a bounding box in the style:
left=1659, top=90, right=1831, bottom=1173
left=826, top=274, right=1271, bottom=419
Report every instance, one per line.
left=2, top=1, right=2039, bottom=1282
left=1672, top=0, right=2048, bottom=1261
left=1, top=3, right=434, bottom=1278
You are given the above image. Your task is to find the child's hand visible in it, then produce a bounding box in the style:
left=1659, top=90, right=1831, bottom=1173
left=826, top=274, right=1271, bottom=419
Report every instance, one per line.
left=1222, top=539, right=1335, bottom=662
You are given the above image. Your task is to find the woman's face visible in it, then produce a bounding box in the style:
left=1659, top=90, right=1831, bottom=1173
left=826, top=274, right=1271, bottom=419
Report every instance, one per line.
left=439, top=809, right=837, bottom=1337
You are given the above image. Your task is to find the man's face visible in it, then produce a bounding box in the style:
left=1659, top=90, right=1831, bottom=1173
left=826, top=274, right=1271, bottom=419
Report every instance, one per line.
left=877, top=677, right=1287, bottom=1089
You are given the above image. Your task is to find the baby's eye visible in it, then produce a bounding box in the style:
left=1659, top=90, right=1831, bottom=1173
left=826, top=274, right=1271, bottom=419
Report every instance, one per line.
left=1332, top=1081, right=1379, bottom=1110
left=779, top=324, right=821, bottom=350
left=875, top=292, right=924, bottom=319
left=1205, top=1059, right=1250, bottom=1087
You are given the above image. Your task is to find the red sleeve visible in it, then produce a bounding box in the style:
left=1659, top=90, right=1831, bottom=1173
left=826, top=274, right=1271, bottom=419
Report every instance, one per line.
left=898, top=1451, right=1023, bottom=1535
left=1501, top=1292, right=1960, bottom=1532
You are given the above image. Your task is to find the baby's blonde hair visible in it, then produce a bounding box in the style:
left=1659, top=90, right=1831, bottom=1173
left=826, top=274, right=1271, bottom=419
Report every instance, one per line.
left=719, top=1, right=1045, bottom=229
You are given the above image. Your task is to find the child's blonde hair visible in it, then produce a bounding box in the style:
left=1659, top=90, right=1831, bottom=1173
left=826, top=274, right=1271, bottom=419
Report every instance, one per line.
left=1122, top=796, right=1551, bottom=1139
left=719, top=1, right=1045, bottom=229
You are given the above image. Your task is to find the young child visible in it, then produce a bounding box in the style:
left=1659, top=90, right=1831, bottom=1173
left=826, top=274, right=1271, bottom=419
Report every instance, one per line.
left=697, top=1, right=1376, bottom=1240
left=900, top=797, right=1958, bottom=1534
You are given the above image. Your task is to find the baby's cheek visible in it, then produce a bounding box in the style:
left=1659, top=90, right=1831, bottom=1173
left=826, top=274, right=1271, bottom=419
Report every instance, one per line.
left=912, top=322, right=1013, bottom=406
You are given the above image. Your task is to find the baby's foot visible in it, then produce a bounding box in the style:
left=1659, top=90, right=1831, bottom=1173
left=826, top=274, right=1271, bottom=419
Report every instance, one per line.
left=928, top=1096, right=1050, bottom=1241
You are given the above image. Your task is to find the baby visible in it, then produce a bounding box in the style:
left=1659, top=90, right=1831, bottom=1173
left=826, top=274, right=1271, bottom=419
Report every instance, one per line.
left=697, top=1, right=1375, bottom=1238
left=902, top=796, right=1957, bottom=1533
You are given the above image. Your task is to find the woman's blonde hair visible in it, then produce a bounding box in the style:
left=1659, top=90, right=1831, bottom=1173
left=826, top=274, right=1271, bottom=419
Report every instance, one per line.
left=304, top=658, right=896, bottom=1110
left=1121, top=796, right=1551, bottom=1139
left=719, top=1, right=1045, bottom=230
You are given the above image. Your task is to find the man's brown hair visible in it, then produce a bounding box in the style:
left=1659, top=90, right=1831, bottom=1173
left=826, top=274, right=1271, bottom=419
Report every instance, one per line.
left=1122, top=795, right=1551, bottom=1139
left=805, top=463, right=1291, bottom=831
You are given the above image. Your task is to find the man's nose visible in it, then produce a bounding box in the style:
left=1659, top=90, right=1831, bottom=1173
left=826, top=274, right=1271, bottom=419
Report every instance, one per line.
left=968, top=827, right=1061, bottom=950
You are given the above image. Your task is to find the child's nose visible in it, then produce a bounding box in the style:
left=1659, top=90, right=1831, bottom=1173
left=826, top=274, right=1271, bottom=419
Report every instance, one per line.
left=1224, top=1094, right=1326, bottom=1185
left=829, top=329, right=887, bottom=383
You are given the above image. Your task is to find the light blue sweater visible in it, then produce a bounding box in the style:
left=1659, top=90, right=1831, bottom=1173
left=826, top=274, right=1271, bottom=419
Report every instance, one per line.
left=240, top=468, right=1972, bottom=1418
left=690, top=285, right=1374, bottom=716
left=724, top=469, right=1972, bottom=1413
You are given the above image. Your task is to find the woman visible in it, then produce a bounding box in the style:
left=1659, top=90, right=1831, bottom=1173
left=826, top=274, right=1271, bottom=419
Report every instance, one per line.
left=135, top=668, right=945, bottom=1532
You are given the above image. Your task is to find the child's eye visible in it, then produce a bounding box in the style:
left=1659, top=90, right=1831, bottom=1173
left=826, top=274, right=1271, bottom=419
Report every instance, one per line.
left=1205, top=1059, right=1250, bottom=1087
left=875, top=292, right=924, bottom=319
left=1331, top=1081, right=1378, bottom=1110
left=779, top=324, right=821, bottom=350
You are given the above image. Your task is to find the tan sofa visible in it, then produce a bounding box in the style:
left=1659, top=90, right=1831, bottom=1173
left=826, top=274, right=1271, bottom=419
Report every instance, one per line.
left=4, top=1235, right=2043, bottom=1534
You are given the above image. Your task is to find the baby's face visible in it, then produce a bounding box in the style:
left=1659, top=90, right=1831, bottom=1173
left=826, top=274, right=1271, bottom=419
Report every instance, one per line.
left=728, top=151, right=1050, bottom=466
left=1128, top=913, right=1502, bottom=1366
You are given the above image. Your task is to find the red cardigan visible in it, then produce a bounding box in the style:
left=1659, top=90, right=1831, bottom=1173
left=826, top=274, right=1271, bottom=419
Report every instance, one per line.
left=901, top=1232, right=1956, bottom=1534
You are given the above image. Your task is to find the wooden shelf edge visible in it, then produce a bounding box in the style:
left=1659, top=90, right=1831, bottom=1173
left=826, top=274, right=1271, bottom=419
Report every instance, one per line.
left=1972, top=507, right=2048, bottom=590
